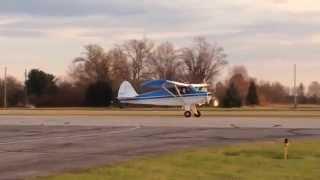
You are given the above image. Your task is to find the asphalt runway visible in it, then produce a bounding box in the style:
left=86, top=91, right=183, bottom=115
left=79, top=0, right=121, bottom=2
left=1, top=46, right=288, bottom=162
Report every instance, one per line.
left=1, top=116, right=320, bottom=180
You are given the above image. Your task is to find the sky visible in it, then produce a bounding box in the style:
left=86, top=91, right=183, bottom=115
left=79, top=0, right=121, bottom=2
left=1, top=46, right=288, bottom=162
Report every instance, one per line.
left=0, top=0, right=319, bottom=86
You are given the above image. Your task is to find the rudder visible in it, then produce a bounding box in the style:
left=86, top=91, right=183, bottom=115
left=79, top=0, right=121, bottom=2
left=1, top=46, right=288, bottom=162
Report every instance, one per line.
left=118, top=81, right=138, bottom=99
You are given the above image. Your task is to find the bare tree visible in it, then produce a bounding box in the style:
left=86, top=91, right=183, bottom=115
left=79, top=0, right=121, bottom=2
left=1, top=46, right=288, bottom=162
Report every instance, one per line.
left=146, top=42, right=183, bottom=81
left=229, top=73, right=249, bottom=104
left=109, top=47, right=131, bottom=91
left=229, top=65, right=249, bottom=80
left=0, top=76, right=24, bottom=107
left=308, top=81, right=320, bottom=97
left=181, top=37, right=227, bottom=84
left=70, top=44, right=111, bottom=86
left=215, top=81, right=227, bottom=103
left=52, top=80, right=85, bottom=107
left=297, top=83, right=307, bottom=104
left=258, top=81, right=290, bottom=104
left=122, top=38, right=154, bottom=83
left=297, top=83, right=305, bottom=97
left=227, top=66, right=250, bottom=103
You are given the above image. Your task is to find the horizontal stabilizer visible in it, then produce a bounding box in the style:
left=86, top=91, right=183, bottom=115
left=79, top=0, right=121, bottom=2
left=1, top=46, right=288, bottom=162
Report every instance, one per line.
left=118, top=81, right=138, bottom=99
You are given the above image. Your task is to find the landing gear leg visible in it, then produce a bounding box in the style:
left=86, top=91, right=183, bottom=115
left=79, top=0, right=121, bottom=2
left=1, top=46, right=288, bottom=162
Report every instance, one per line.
left=191, top=105, right=201, bottom=118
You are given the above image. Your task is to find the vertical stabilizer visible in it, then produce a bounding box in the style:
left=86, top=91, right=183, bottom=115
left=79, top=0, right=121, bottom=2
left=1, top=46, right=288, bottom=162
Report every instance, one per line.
left=118, top=81, right=138, bottom=99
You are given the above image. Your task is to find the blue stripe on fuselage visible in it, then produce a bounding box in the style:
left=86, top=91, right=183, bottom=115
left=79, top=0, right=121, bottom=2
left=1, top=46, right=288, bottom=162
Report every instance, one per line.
left=119, top=93, right=210, bottom=101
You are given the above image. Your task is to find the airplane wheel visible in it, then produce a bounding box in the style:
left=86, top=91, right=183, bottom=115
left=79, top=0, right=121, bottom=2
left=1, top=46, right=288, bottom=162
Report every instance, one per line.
left=184, top=111, right=192, bottom=118
left=194, top=110, right=201, bottom=117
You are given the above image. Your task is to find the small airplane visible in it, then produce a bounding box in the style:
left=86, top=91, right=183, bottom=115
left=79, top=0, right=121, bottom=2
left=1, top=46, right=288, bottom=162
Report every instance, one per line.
left=117, top=80, right=215, bottom=117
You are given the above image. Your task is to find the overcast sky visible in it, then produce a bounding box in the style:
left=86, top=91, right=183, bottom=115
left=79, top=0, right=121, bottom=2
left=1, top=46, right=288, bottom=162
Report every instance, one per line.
left=0, top=0, right=319, bottom=86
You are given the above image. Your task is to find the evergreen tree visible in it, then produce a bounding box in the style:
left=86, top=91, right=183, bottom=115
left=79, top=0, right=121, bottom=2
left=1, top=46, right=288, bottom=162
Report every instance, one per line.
left=222, top=83, right=242, bottom=108
left=26, top=69, right=57, bottom=96
left=246, top=81, right=259, bottom=106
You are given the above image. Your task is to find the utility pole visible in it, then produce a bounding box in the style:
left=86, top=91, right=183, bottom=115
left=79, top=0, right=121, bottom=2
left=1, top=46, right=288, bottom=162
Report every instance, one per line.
left=293, top=64, right=297, bottom=109
left=24, top=69, right=29, bottom=107
left=3, top=67, right=7, bottom=108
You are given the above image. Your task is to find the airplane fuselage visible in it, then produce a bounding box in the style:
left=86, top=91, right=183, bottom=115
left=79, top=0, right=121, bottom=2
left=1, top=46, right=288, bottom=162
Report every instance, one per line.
left=119, top=92, right=211, bottom=106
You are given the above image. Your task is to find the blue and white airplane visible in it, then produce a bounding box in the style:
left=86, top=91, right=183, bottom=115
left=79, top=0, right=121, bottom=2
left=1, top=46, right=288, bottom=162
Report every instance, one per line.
left=117, top=80, right=215, bottom=117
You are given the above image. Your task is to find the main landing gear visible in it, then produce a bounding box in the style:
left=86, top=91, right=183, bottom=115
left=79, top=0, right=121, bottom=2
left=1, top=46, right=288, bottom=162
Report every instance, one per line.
left=184, top=111, right=192, bottom=118
left=184, top=105, right=201, bottom=118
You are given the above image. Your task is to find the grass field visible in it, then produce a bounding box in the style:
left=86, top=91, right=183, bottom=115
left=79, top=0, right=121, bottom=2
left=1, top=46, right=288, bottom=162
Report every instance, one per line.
left=34, top=140, right=320, bottom=180
left=1, top=106, right=320, bottom=117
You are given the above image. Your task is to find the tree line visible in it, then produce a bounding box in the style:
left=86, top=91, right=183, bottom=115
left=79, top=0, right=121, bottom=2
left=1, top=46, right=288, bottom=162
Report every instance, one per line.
left=0, top=37, right=320, bottom=107
left=215, top=66, right=320, bottom=107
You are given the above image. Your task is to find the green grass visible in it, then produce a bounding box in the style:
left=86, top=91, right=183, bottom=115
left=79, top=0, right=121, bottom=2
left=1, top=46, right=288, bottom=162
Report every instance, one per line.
left=34, top=140, right=320, bottom=180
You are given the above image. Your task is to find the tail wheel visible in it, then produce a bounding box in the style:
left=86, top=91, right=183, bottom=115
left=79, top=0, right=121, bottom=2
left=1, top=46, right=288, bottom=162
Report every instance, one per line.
left=184, top=111, right=192, bottom=118
left=194, top=110, right=201, bottom=117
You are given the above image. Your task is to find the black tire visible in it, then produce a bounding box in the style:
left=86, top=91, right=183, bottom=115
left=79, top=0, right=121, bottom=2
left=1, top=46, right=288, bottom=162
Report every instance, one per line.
left=184, top=111, right=192, bottom=118
left=194, top=110, right=201, bottom=117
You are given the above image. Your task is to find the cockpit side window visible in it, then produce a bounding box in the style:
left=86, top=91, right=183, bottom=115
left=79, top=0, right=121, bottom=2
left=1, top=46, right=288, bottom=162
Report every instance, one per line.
left=168, top=87, right=179, bottom=95
left=164, top=84, right=179, bottom=96
left=180, top=87, right=187, bottom=94
left=178, top=86, right=195, bottom=95
left=165, top=83, right=202, bottom=96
